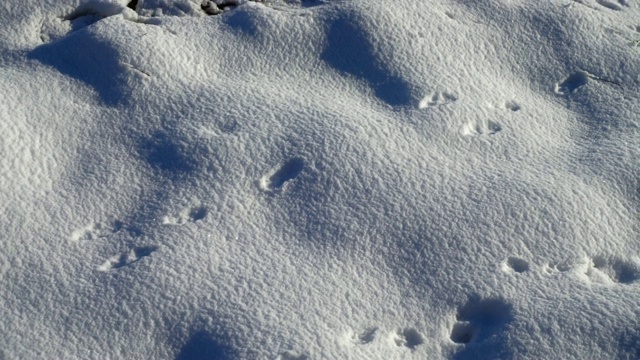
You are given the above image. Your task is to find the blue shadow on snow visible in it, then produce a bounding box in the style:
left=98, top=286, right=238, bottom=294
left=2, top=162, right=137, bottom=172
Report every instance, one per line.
left=138, top=131, right=198, bottom=178
left=28, top=24, right=130, bottom=106
left=321, top=16, right=413, bottom=107
left=175, top=331, right=236, bottom=360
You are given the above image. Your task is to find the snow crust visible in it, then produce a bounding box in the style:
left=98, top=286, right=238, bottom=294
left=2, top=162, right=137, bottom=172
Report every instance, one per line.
left=1, top=0, right=639, bottom=359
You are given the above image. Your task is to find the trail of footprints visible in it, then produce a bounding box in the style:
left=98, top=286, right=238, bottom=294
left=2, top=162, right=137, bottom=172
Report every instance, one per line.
left=70, top=220, right=127, bottom=242
left=343, top=326, right=425, bottom=349
left=162, top=205, right=208, bottom=225
left=419, top=91, right=458, bottom=109
left=72, top=155, right=305, bottom=271
left=74, top=155, right=305, bottom=271
left=501, top=254, right=640, bottom=285
left=319, top=258, right=636, bottom=356
left=98, top=246, right=158, bottom=271
left=549, top=255, right=640, bottom=285
left=417, top=90, right=519, bottom=137
left=71, top=203, right=209, bottom=271
left=282, top=298, right=510, bottom=358
left=341, top=326, right=425, bottom=350
left=461, top=100, right=520, bottom=137
left=227, top=277, right=639, bottom=359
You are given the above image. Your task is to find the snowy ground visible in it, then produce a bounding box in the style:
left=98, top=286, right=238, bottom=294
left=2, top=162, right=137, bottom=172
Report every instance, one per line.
left=1, top=0, right=639, bottom=359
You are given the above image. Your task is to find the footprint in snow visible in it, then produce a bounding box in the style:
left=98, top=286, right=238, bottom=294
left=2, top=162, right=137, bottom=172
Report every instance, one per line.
left=554, top=71, right=588, bottom=95
left=343, top=327, right=377, bottom=346
left=504, top=100, right=521, bottom=112
left=71, top=219, right=139, bottom=241
left=259, top=158, right=305, bottom=192
left=502, top=256, right=530, bottom=274
left=419, top=91, right=457, bottom=109
left=450, top=296, right=513, bottom=345
left=98, top=246, right=158, bottom=271
left=393, top=327, right=424, bottom=350
left=583, top=255, right=640, bottom=285
left=355, top=327, right=378, bottom=345
left=461, top=119, right=502, bottom=137
left=277, top=351, right=308, bottom=360
left=162, top=205, right=208, bottom=225
left=543, top=256, right=640, bottom=285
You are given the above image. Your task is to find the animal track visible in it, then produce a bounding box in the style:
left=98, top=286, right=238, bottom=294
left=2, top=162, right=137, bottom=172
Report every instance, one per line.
left=554, top=71, right=588, bottom=95
left=98, top=246, right=158, bottom=271
left=277, top=351, right=307, bottom=360
left=71, top=220, right=136, bottom=241
left=419, top=91, right=457, bottom=109
left=502, top=257, right=530, bottom=273
left=450, top=321, right=475, bottom=344
left=584, top=256, right=640, bottom=285
left=162, top=205, right=208, bottom=225
left=355, top=327, right=378, bottom=344
left=544, top=259, right=573, bottom=273
left=461, top=119, right=502, bottom=136
left=259, top=158, right=305, bottom=192
left=450, top=297, right=513, bottom=345
left=544, top=255, right=640, bottom=285
left=504, top=100, right=521, bottom=112
left=393, top=328, right=424, bottom=350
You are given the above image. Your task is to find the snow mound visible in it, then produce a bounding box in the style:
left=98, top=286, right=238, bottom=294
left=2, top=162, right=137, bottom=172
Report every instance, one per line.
left=1, top=0, right=639, bottom=359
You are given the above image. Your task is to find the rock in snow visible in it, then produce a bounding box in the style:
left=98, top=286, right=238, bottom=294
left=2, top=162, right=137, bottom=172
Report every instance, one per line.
left=0, top=0, right=639, bottom=359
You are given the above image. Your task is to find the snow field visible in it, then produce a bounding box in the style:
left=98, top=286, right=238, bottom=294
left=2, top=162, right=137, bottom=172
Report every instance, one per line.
left=0, top=0, right=638, bottom=358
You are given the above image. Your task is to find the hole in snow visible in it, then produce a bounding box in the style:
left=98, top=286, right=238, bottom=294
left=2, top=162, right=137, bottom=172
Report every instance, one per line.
left=506, top=257, right=530, bottom=273
left=505, top=100, right=521, bottom=112
left=98, top=246, right=158, bottom=271
left=554, top=71, right=588, bottom=95
left=175, top=331, right=236, bottom=360
left=277, top=351, right=308, bottom=360
left=189, top=206, right=208, bottom=222
left=357, top=327, right=377, bottom=344
left=260, top=158, right=305, bottom=192
left=419, top=91, right=458, bottom=109
left=127, top=0, right=138, bottom=11
left=270, top=158, right=304, bottom=188
left=163, top=205, right=209, bottom=225
left=394, top=328, right=424, bottom=350
left=461, top=120, right=502, bottom=137
left=590, top=255, right=640, bottom=284
left=450, top=295, right=513, bottom=345
left=450, top=321, right=474, bottom=344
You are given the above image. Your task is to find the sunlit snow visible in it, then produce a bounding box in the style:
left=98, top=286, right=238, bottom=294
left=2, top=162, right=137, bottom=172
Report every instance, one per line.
left=1, top=0, right=639, bottom=359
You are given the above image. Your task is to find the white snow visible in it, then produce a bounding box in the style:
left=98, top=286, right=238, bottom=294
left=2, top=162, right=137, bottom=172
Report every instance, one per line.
left=1, top=0, right=639, bottom=359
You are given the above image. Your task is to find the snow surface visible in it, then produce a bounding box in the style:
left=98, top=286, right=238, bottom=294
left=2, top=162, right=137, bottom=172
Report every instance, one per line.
left=1, top=0, right=639, bottom=359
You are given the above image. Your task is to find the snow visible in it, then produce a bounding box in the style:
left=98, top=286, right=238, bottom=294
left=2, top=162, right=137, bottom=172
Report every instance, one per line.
left=1, top=0, right=639, bottom=359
